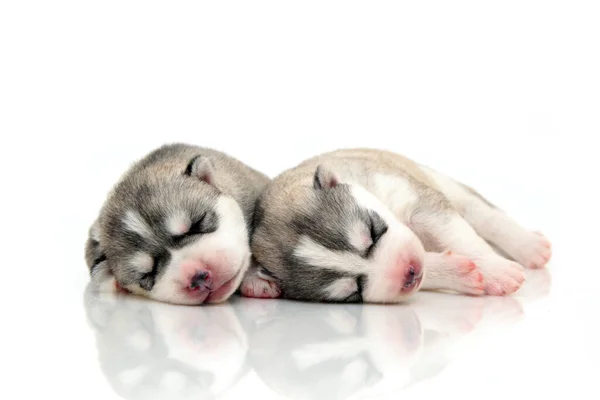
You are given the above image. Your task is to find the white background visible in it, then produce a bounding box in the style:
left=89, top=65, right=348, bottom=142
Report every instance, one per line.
left=1, top=1, right=599, bottom=399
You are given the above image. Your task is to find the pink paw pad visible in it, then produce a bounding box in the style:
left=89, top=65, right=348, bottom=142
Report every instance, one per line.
left=445, top=252, right=485, bottom=295
left=457, top=259, right=477, bottom=274
left=478, top=258, right=526, bottom=296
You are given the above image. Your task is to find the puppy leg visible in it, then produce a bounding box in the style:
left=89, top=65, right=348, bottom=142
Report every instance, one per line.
left=420, top=251, right=485, bottom=295
left=239, top=262, right=281, bottom=299
left=412, top=211, right=525, bottom=295
left=465, top=203, right=552, bottom=270
left=422, top=167, right=552, bottom=269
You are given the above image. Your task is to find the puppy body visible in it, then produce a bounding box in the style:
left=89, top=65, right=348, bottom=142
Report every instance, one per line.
left=249, top=148, right=551, bottom=303
left=85, top=143, right=269, bottom=305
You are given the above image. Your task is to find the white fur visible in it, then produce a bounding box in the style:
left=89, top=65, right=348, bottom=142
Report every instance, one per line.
left=90, top=220, right=101, bottom=242
left=419, top=252, right=485, bottom=295
left=294, top=236, right=366, bottom=275
left=370, top=173, right=419, bottom=219
left=324, top=278, right=358, bottom=299
left=421, top=165, right=550, bottom=272
left=418, top=166, right=464, bottom=205
left=348, top=221, right=371, bottom=252
left=350, top=184, right=425, bottom=266
left=135, top=195, right=251, bottom=305
left=351, top=184, right=426, bottom=302
left=294, top=183, right=426, bottom=303
left=123, top=210, right=154, bottom=239
left=129, top=252, right=153, bottom=274
left=166, top=210, right=190, bottom=236
left=350, top=185, right=398, bottom=222
left=433, top=213, right=494, bottom=257
left=413, top=208, right=526, bottom=295
left=90, top=261, right=117, bottom=292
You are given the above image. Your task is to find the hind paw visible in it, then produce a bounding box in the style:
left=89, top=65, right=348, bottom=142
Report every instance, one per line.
left=513, top=231, right=552, bottom=269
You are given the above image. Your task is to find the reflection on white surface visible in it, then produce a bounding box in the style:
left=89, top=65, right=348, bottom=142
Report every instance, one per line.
left=84, top=269, right=551, bottom=400
left=83, top=288, right=250, bottom=400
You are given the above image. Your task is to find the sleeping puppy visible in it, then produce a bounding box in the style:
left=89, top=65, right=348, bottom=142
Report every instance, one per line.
left=85, top=143, right=269, bottom=305
left=245, top=148, right=551, bottom=303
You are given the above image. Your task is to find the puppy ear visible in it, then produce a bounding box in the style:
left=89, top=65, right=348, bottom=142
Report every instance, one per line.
left=90, top=257, right=114, bottom=285
left=185, top=155, right=215, bottom=185
left=89, top=219, right=101, bottom=243
left=85, top=220, right=104, bottom=273
left=313, top=165, right=340, bottom=190
left=85, top=220, right=117, bottom=291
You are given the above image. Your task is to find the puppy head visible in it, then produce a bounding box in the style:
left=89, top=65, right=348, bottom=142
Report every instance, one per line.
left=88, top=154, right=250, bottom=305
left=253, top=165, right=425, bottom=304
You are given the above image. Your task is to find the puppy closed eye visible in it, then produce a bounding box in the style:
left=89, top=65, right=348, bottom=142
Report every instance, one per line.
left=366, top=212, right=387, bottom=256
left=327, top=276, right=365, bottom=303
left=173, top=211, right=218, bottom=241
left=139, top=274, right=155, bottom=291
left=343, top=292, right=362, bottom=303
left=342, top=276, right=366, bottom=303
left=138, top=253, right=166, bottom=291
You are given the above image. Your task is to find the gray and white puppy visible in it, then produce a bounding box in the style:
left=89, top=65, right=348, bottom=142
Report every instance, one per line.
left=85, top=143, right=269, bottom=305
left=246, top=148, right=552, bottom=303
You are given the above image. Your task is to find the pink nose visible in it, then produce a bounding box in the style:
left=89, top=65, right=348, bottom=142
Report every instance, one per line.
left=188, top=270, right=212, bottom=291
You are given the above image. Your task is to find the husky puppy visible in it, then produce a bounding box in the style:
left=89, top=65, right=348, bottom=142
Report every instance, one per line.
left=85, top=143, right=269, bottom=305
left=247, top=148, right=551, bottom=303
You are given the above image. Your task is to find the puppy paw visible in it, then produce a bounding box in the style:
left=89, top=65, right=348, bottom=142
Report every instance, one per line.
left=240, top=275, right=281, bottom=299
left=476, top=256, right=526, bottom=296
left=513, top=231, right=552, bottom=269
left=422, top=251, right=484, bottom=296
left=443, top=251, right=485, bottom=295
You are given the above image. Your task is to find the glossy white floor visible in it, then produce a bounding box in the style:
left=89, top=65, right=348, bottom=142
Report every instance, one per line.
left=53, top=248, right=599, bottom=400
left=72, top=265, right=595, bottom=400
left=6, top=206, right=598, bottom=400
left=6, top=242, right=596, bottom=400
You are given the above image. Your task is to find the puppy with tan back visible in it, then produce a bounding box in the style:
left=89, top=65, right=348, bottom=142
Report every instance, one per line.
left=246, top=148, right=552, bottom=303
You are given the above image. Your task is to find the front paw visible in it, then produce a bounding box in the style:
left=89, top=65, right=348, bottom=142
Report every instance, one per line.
left=240, top=275, right=281, bottom=299
left=443, top=251, right=485, bottom=295
left=475, top=256, right=526, bottom=296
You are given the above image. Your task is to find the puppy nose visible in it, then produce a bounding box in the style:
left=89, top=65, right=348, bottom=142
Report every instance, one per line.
left=189, top=271, right=212, bottom=290
left=404, top=259, right=422, bottom=288
left=405, top=267, right=416, bottom=287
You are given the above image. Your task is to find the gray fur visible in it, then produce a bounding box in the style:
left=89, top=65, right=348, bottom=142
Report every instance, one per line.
left=85, top=143, right=269, bottom=292
left=252, top=148, right=493, bottom=302
left=85, top=220, right=107, bottom=277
